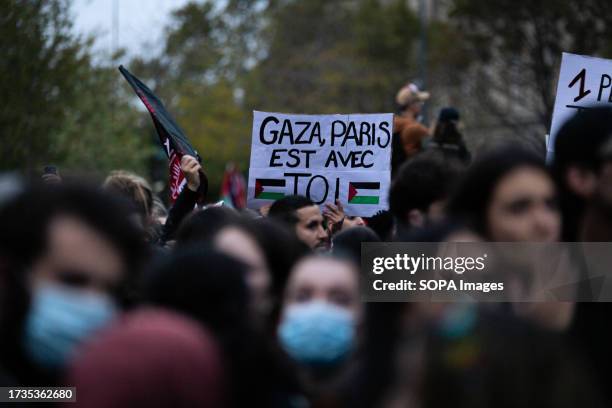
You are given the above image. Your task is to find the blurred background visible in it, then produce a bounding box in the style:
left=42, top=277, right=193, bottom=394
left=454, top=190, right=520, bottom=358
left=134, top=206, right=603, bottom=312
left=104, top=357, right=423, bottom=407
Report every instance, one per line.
left=3, top=0, right=612, bottom=199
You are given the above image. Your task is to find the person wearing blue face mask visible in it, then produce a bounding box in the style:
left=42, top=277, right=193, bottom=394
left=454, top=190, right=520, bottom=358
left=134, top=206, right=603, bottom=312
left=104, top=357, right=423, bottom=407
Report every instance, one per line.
left=277, top=254, right=362, bottom=405
left=0, top=184, right=147, bottom=385
left=24, top=281, right=119, bottom=370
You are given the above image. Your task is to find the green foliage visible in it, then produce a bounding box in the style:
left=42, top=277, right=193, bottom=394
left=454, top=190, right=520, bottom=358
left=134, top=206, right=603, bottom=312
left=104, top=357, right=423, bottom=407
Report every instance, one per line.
left=175, top=79, right=251, bottom=195
left=247, top=0, right=419, bottom=113
left=126, top=1, right=257, bottom=197
left=165, top=2, right=221, bottom=80
left=1, top=0, right=86, bottom=170
left=0, top=0, right=152, bottom=176
left=21, top=0, right=610, bottom=193
left=50, top=65, right=154, bottom=175
left=8, top=0, right=612, bottom=190
left=127, top=0, right=421, bottom=198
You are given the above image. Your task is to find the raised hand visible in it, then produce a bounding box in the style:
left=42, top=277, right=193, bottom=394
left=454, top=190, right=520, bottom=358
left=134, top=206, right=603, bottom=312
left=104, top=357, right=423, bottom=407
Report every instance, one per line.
left=180, top=155, right=202, bottom=192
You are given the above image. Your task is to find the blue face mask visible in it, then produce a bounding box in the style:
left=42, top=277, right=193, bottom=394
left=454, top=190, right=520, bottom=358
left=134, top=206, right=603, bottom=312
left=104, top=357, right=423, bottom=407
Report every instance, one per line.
left=23, top=283, right=118, bottom=369
left=278, top=301, right=355, bottom=367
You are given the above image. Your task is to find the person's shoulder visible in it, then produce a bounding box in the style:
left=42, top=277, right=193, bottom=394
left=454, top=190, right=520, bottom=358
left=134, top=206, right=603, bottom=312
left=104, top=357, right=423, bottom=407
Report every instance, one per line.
left=393, top=115, right=415, bottom=133
left=401, top=122, right=429, bottom=141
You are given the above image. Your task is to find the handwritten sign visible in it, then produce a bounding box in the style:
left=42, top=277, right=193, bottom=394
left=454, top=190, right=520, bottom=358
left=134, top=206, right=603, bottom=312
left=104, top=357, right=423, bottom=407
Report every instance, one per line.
left=549, top=52, right=612, bottom=159
left=247, top=111, right=393, bottom=216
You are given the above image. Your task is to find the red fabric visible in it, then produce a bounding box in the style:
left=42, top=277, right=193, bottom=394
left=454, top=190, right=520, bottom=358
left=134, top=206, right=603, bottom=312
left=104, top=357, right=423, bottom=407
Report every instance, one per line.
left=348, top=183, right=358, bottom=202
left=67, top=308, right=225, bottom=408
left=220, top=165, right=246, bottom=209
left=169, top=153, right=187, bottom=203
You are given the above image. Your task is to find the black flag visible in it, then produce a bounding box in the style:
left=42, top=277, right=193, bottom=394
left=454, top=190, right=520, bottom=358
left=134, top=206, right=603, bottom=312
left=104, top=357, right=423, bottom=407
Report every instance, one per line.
left=119, top=65, right=205, bottom=202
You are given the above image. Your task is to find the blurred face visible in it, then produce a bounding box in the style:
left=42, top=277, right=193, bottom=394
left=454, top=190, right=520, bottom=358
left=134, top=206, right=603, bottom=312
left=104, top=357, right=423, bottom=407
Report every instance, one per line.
left=214, top=226, right=271, bottom=314
left=342, top=216, right=365, bottom=230
left=24, top=215, right=123, bottom=369
left=29, top=215, right=124, bottom=295
left=295, top=205, right=328, bottom=250
left=279, top=257, right=361, bottom=368
left=408, top=100, right=423, bottom=117
left=427, top=199, right=447, bottom=224
left=487, top=167, right=560, bottom=242
left=283, top=257, right=361, bottom=319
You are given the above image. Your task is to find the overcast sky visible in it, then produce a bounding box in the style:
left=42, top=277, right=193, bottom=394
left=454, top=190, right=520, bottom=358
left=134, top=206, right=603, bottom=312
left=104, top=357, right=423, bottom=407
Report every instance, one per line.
left=71, top=0, right=193, bottom=62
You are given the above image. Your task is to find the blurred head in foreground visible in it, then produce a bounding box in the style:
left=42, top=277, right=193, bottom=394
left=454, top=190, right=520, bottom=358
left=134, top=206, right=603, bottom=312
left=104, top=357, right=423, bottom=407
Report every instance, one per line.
left=143, top=247, right=295, bottom=407
left=278, top=254, right=362, bottom=371
left=68, top=308, right=224, bottom=408
left=552, top=106, right=612, bottom=240
left=0, top=184, right=146, bottom=379
left=448, top=146, right=560, bottom=242
left=176, top=206, right=272, bottom=320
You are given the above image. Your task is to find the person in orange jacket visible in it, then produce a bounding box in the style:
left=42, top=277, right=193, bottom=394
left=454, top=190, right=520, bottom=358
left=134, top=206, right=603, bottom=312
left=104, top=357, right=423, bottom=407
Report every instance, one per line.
left=392, top=82, right=431, bottom=176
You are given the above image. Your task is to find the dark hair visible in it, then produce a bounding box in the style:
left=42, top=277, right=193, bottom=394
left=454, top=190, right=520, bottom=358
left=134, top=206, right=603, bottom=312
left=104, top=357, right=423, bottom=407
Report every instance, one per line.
left=389, top=151, right=463, bottom=224
left=252, top=219, right=308, bottom=307
left=429, top=120, right=471, bottom=165
left=175, top=207, right=270, bottom=275
left=447, top=146, right=549, bottom=238
left=143, top=247, right=250, bottom=336
left=552, top=106, right=612, bottom=240
left=175, top=206, right=241, bottom=246
left=0, top=183, right=147, bottom=290
left=432, top=121, right=462, bottom=145
left=143, top=247, right=300, bottom=406
left=553, top=106, right=612, bottom=174
left=332, top=226, right=380, bottom=263
left=438, top=107, right=460, bottom=123
left=366, top=210, right=395, bottom=241
left=394, top=219, right=468, bottom=243
left=346, top=302, right=406, bottom=408
left=268, top=195, right=314, bottom=226
left=0, top=183, right=148, bottom=380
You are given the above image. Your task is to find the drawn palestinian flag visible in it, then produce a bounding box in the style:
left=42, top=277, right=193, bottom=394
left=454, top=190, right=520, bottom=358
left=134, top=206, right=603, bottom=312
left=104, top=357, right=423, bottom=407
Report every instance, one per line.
left=348, top=182, right=380, bottom=204
left=255, top=178, right=286, bottom=200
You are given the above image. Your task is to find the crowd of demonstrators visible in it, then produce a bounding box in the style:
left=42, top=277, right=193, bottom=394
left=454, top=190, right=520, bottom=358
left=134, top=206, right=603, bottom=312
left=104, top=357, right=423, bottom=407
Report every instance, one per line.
left=2, top=94, right=612, bottom=408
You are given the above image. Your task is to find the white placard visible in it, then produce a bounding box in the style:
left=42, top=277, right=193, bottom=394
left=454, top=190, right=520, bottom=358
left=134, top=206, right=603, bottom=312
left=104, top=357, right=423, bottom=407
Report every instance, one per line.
left=247, top=111, right=393, bottom=216
left=549, top=52, right=612, bottom=160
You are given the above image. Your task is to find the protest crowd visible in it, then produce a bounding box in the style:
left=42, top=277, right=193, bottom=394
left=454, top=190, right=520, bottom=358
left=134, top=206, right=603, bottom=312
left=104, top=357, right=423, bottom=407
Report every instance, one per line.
left=2, top=77, right=612, bottom=408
